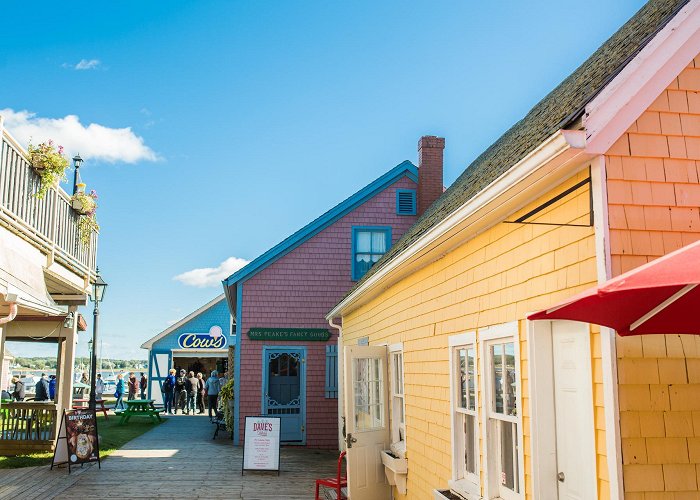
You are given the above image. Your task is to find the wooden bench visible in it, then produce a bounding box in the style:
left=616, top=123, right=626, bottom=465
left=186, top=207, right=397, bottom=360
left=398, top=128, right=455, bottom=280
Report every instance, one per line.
left=72, top=399, right=109, bottom=420
left=212, top=410, right=227, bottom=439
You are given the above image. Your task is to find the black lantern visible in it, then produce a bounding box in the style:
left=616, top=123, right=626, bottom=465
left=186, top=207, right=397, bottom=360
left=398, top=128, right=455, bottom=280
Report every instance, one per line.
left=72, top=154, right=83, bottom=195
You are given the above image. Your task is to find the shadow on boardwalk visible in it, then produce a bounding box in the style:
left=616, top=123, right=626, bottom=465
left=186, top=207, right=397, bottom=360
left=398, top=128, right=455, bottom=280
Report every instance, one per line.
left=0, top=414, right=339, bottom=499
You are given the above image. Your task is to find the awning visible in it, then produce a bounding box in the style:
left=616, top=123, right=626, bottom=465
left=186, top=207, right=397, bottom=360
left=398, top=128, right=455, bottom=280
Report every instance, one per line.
left=528, top=239, right=700, bottom=336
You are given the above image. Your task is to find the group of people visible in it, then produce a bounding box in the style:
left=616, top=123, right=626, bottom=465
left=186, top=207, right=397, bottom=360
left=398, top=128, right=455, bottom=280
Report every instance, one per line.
left=162, top=369, right=228, bottom=419
left=113, top=372, right=148, bottom=410
left=9, top=373, right=56, bottom=401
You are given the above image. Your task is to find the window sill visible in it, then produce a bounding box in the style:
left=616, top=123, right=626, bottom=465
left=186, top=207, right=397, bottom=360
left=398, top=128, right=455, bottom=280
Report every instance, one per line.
left=447, top=479, right=480, bottom=500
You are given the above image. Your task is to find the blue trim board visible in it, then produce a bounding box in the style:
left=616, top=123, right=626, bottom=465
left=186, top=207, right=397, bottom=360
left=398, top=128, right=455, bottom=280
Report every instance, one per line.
left=396, top=188, right=417, bottom=215
left=223, top=161, right=417, bottom=287
left=233, top=282, right=243, bottom=445
left=351, top=226, right=392, bottom=281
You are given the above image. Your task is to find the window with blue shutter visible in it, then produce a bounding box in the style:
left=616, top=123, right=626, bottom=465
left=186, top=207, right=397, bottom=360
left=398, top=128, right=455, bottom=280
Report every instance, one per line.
left=396, top=189, right=416, bottom=215
left=351, top=226, right=392, bottom=280
left=325, top=344, right=338, bottom=398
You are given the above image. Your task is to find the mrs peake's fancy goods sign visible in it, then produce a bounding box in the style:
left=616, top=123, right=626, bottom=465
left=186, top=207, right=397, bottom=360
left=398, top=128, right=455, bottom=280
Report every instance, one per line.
left=242, top=416, right=281, bottom=474
left=178, top=325, right=227, bottom=349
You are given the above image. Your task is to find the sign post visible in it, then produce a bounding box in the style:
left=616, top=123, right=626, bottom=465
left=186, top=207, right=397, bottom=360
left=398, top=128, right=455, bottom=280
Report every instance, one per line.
left=51, top=409, right=101, bottom=472
left=242, top=416, right=281, bottom=475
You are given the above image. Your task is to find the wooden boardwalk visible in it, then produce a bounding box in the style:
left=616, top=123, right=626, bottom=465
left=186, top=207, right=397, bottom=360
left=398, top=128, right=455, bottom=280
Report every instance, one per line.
left=0, top=414, right=339, bottom=499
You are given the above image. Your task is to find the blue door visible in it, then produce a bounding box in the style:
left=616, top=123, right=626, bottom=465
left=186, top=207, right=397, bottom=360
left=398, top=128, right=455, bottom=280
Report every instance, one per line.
left=262, top=347, right=305, bottom=443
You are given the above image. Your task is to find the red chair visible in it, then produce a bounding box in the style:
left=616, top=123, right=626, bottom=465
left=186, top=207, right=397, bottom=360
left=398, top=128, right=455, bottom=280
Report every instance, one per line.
left=315, top=451, right=347, bottom=500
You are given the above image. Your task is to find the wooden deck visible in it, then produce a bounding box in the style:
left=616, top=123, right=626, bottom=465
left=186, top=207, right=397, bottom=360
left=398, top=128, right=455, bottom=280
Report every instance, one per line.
left=0, top=414, right=340, bottom=499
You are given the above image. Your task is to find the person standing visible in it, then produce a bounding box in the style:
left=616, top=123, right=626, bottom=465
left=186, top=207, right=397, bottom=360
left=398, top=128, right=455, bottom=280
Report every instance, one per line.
left=196, top=372, right=205, bottom=414
left=163, top=369, right=176, bottom=414
left=114, top=373, right=126, bottom=410
left=35, top=374, right=50, bottom=401
left=173, top=369, right=187, bottom=414
left=218, top=371, right=228, bottom=390
left=139, top=372, right=148, bottom=399
left=186, top=371, right=198, bottom=415
left=48, top=375, right=57, bottom=400
left=95, top=373, right=105, bottom=401
left=127, top=372, right=137, bottom=401
left=11, top=377, right=25, bottom=401
left=205, top=370, right=219, bottom=420
left=80, top=372, right=89, bottom=385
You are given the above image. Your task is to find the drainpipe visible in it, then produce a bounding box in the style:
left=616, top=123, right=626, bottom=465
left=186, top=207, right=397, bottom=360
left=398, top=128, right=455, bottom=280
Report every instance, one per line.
left=0, top=300, right=18, bottom=414
left=328, top=317, right=344, bottom=451
left=0, top=302, right=17, bottom=325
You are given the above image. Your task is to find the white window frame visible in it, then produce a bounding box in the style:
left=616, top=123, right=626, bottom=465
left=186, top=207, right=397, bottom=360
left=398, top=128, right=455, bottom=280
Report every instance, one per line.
left=448, top=332, right=480, bottom=498
left=479, top=322, right=525, bottom=500
left=388, top=342, right=406, bottom=458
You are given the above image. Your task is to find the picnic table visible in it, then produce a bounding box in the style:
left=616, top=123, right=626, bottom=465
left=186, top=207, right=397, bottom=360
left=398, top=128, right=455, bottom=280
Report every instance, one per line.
left=116, top=399, right=163, bottom=424
left=72, top=398, right=109, bottom=420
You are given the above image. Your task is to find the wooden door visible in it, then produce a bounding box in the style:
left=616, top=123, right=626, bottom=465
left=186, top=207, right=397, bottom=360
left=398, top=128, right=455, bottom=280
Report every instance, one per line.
left=343, top=345, right=390, bottom=500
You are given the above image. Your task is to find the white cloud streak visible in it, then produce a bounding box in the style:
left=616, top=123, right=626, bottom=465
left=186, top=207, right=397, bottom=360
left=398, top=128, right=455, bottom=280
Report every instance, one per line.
left=173, top=257, right=250, bottom=288
left=63, top=59, right=101, bottom=70
left=0, top=108, right=158, bottom=164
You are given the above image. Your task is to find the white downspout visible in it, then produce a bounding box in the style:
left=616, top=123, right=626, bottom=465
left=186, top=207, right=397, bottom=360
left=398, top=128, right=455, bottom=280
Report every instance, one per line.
left=0, top=302, right=17, bottom=325
left=328, top=317, right=344, bottom=451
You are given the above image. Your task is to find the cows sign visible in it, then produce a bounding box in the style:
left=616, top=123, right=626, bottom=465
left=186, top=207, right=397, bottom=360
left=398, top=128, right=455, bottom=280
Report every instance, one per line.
left=177, top=325, right=227, bottom=349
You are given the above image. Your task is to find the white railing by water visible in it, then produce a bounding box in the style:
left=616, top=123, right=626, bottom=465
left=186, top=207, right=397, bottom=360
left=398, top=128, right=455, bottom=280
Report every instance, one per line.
left=0, top=127, right=98, bottom=281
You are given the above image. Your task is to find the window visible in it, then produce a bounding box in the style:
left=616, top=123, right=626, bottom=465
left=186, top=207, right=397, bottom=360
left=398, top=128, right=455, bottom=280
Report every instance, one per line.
left=396, top=189, right=416, bottom=215
left=351, top=226, right=391, bottom=280
left=389, top=344, right=406, bottom=456
left=481, top=323, right=522, bottom=500
left=352, top=357, right=384, bottom=430
left=449, top=333, right=479, bottom=496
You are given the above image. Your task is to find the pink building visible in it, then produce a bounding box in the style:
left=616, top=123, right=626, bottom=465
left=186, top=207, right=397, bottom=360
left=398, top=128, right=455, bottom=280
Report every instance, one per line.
left=223, top=136, right=444, bottom=447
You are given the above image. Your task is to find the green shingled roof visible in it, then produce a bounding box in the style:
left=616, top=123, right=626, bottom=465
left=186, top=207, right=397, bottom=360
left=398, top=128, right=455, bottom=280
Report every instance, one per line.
left=343, top=0, right=689, bottom=302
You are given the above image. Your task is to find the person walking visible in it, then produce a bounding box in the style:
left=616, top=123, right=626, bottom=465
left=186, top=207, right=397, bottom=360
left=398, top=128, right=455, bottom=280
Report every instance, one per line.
left=173, top=369, right=187, bottom=414
left=205, top=370, right=219, bottom=420
left=35, top=374, right=50, bottom=401
left=218, top=371, right=228, bottom=390
left=139, top=372, right=147, bottom=399
left=196, top=372, right=205, bottom=414
left=48, top=375, right=57, bottom=400
left=163, top=369, right=176, bottom=414
left=114, top=373, right=126, bottom=410
left=127, top=372, right=137, bottom=401
left=186, top=371, right=198, bottom=415
left=95, top=373, right=105, bottom=402
left=11, top=377, right=25, bottom=401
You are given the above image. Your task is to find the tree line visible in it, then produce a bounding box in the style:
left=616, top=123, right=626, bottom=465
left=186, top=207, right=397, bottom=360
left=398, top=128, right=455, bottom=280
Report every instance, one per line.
left=13, top=356, right=147, bottom=370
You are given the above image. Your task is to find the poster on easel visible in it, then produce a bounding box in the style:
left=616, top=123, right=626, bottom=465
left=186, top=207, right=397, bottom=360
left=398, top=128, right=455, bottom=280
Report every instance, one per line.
left=51, top=409, right=101, bottom=472
left=242, top=416, right=281, bottom=475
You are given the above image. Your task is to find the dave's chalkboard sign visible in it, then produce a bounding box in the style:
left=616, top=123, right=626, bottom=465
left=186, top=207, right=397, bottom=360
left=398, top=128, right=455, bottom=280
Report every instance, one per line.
left=242, top=416, right=281, bottom=475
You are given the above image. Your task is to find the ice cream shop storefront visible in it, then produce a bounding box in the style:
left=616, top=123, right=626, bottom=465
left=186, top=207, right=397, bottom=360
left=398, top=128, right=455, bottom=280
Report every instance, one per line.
left=141, top=294, right=232, bottom=404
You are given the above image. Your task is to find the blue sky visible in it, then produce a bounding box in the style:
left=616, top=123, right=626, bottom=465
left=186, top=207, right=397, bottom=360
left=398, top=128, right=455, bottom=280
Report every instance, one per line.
left=2, top=0, right=646, bottom=359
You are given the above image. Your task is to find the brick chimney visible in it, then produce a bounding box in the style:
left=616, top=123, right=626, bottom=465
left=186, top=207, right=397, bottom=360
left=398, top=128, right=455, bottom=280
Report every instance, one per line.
left=417, top=135, right=445, bottom=216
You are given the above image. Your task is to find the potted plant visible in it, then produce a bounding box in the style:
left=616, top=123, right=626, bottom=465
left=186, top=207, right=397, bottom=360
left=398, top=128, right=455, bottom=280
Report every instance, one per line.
left=70, top=190, right=99, bottom=247
left=380, top=449, right=408, bottom=494
left=27, top=140, right=69, bottom=199
left=219, top=379, right=234, bottom=432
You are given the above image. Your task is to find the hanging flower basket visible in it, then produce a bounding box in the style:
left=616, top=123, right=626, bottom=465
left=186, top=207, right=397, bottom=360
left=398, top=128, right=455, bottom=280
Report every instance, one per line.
left=27, top=140, right=69, bottom=199
left=71, top=190, right=99, bottom=247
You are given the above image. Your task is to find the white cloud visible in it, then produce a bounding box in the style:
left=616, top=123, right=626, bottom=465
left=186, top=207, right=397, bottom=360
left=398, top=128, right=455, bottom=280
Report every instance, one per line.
left=63, top=59, right=101, bottom=70
left=173, top=257, right=250, bottom=288
left=0, top=108, right=158, bottom=164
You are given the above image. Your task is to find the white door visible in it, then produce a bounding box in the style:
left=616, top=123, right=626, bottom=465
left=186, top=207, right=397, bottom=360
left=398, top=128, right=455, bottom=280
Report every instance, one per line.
left=344, top=345, right=390, bottom=500
left=552, top=321, right=597, bottom=500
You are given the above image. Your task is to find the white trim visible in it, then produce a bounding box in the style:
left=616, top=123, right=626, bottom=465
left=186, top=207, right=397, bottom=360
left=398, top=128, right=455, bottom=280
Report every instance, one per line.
left=327, top=131, right=589, bottom=320
left=479, top=321, right=518, bottom=342
left=448, top=332, right=476, bottom=347
left=591, top=156, right=623, bottom=499
left=140, top=294, right=226, bottom=349
left=171, top=348, right=228, bottom=358
left=585, top=0, right=700, bottom=154
left=389, top=342, right=403, bottom=353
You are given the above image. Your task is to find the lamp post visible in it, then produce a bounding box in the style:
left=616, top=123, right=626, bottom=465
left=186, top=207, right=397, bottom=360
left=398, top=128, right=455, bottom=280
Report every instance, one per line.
left=72, top=154, right=83, bottom=195
left=89, top=268, right=108, bottom=411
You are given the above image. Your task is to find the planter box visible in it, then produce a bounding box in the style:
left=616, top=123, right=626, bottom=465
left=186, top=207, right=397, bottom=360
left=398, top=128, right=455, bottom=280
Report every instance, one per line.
left=433, top=489, right=470, bottom=500
left=380, top=450, right=407, bottom=495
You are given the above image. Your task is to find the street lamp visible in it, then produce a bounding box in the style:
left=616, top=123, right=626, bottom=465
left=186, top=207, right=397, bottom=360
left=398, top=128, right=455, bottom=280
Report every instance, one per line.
left=89, top=268, right=108, bottom=411
left=72, top=154, right=83, bottom=195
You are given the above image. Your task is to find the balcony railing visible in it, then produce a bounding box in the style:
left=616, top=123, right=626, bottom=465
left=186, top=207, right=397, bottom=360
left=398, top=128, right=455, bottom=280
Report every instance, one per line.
left=0, top=402, right=58, bottom=454
left=0, top=128, right=97, bottom=282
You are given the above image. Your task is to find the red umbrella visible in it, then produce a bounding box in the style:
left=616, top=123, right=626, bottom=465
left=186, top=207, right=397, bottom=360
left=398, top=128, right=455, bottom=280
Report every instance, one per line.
left=527, top=239, right=700, bottom=336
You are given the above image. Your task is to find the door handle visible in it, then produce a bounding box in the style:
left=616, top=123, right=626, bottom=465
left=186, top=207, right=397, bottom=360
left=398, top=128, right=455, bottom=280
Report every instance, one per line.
left=345, top=433, right=357, bottom=449
left=558, top=472, right=565, bottom=483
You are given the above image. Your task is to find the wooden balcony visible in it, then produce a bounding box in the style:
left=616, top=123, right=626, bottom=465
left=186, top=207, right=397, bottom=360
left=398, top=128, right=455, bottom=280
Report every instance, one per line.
left=0, top=402, right=58, bottom=454
left=0, top=130, right=97, bottom=283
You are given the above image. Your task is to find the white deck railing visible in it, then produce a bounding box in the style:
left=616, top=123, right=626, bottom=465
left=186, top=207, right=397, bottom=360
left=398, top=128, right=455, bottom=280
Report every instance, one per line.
left=0, top=127, right=98, bottom=282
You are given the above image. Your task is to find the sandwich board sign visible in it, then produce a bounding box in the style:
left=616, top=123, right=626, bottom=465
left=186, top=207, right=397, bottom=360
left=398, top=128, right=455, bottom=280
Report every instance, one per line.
left=242, top=416, right=281, bottom=475
left=51, top=409, right=101, bottom=472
